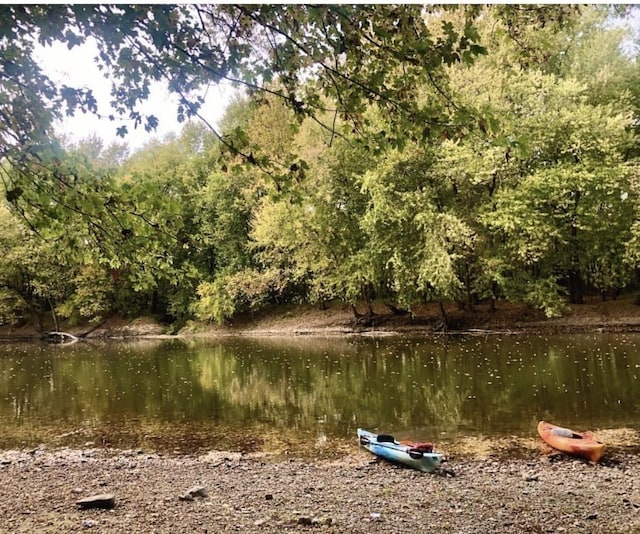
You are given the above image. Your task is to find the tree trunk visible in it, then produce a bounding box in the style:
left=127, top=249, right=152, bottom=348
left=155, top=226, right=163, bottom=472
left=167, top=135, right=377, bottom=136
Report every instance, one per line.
left=567, top=270, right=584, bottom=305
left=31, top=308, right=43, bottom=333
left=464, top=265, right=474, bottom=312
left=48, top=298, right=59, bottom=332
left=489, top=282, right=498, bottom=313
left=438, top=301, right=448, bottom=331
left=568, top=191, right=583, bottom=304
left=151, top=289, right=159, bottom=313
left=361, top=284, right=374, bottom=318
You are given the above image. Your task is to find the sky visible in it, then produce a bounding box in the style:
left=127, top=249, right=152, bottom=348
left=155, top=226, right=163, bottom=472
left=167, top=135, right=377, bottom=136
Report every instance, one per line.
left=34, top=39, right=234, bottom=152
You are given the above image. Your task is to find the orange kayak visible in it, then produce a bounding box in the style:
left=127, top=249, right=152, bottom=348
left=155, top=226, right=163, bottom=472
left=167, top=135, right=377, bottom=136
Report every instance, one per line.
left=537, top=421, right=605, bottom=463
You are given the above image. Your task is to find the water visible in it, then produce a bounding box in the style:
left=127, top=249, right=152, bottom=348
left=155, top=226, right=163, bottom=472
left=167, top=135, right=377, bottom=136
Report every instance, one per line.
left=0, top=334, right=638, bottom=453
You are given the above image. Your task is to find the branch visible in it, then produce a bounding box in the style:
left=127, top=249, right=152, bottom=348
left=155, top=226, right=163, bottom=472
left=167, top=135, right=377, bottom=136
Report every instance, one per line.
left=235, top=6, right=415, bottom=116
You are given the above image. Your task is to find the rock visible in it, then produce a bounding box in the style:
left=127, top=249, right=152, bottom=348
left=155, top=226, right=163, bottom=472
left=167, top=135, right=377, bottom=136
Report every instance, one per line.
left=82, top=519, right=99, bottom=528
left=179, top=485, right=208, bottom=501
left=76, top=494, right=115, bottom=510
left=522, top=473, right=539, bottom=482
left=437, top=467, right=456, bottom=477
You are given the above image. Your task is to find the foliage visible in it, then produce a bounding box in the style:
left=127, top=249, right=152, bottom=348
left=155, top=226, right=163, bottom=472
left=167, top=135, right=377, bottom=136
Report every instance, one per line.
left=193, top=268, right=285, bottom=324
left=56, top=263, right=114, bottom=324
left=1, top=6, right=640, bottom=327
left=0, top=5, right=495, bottom=141
left=440, top=7, right=639, bottom=310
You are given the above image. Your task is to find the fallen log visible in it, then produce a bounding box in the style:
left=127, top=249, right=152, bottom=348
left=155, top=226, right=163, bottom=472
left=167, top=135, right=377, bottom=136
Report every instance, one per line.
left=45, top=331, right=79, bottom=344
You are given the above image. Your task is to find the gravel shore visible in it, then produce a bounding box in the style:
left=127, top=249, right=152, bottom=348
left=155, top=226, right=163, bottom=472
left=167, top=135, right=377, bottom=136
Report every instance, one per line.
left=1, top=440, right=639, bottom=534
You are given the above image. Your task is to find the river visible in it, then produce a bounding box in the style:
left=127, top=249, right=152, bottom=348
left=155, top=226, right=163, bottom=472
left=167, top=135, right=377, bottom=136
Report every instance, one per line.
left=0, top=333, right=638, bottom=453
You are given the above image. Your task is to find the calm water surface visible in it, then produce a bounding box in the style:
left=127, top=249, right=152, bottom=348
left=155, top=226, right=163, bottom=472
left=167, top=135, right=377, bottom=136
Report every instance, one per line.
left=0, top=334, right=638, bottom=452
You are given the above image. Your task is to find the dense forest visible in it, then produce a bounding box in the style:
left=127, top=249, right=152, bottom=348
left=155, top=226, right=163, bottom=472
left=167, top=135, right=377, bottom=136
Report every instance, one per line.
left=1, top=5, right=640, bottom=330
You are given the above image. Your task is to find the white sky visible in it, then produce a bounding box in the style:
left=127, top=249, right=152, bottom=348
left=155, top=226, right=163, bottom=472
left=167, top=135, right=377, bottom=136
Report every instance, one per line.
left=34, top=39, right=234, bottom=152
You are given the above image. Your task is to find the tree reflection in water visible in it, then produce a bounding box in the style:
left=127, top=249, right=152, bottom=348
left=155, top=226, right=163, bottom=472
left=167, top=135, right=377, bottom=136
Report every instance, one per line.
left=0, top=334, right=638, bottom=451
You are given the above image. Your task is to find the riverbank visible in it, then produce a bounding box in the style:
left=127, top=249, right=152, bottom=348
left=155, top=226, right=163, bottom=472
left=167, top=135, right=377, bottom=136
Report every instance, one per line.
left=3, top=297, right=640, bottom=341
left=1, top=435, right=639, bottom=533
left=192, top=297, right=640, bottom=337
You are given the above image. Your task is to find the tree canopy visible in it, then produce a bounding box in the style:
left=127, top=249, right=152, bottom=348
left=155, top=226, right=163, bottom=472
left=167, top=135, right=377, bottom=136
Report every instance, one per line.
left=1, top=5, right=584, bottom=155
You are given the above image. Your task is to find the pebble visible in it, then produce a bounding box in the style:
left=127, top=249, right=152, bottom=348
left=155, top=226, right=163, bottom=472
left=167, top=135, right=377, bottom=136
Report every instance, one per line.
left=179, top=486, right=208, bottom=501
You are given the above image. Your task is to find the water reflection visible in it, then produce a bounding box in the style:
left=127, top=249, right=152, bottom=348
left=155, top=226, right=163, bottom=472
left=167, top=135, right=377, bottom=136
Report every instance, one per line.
left=0, top=334, right=638, bottom=451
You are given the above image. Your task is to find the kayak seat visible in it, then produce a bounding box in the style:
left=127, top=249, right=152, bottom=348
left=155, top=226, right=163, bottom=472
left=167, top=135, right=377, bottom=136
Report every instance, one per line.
left=376, top=434, right=395, bottom=443
left=551, top=427, right=582, bottom=439
left=400, top=440, right=434, bottom=452
left=412, top=442, right=434, bottom=453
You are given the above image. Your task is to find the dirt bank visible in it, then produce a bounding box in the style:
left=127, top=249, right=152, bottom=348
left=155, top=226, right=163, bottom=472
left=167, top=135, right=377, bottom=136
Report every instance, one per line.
left=195, top=297, right=640, bottom=337
left=1, top=436, right=639, bottom=534
left=2, top=297, right=640, bottom=341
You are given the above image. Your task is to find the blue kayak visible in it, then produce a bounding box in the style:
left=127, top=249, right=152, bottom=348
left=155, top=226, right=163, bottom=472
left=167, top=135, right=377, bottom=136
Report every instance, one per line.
left=357, top=428, right=444, bottom=473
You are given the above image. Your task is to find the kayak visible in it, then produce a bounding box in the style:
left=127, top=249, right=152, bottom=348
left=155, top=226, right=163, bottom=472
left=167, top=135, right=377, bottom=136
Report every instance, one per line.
left=357, top=428, right=444, bottom=473
left=537, top=421, right=605, bottom=463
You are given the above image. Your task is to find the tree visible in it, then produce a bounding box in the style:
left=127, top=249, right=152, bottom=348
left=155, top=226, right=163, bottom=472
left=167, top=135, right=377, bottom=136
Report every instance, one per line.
left=1, top=5, right=491, bottom=141
left=0, top=7, right=583, bottom=317
left=441, top=7, right=639, bottom=315
left=250, top=132, right=375, bottom=313
left=0, top=204, right=91, bottom=330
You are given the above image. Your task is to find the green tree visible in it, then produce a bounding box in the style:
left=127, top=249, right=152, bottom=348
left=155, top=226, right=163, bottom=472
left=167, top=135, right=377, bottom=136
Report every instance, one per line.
left=359, top=143, right=477, bottom=319
left=4, top=4, right=640, bottom=327
left=442, top=8, right=639, bottom=315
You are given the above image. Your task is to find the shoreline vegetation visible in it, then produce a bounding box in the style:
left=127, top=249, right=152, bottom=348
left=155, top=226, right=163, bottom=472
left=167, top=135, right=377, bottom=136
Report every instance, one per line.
left=2, top=298, right=640, bottom=532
